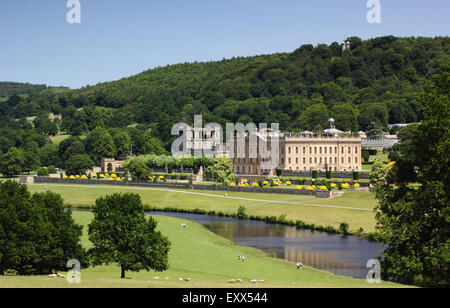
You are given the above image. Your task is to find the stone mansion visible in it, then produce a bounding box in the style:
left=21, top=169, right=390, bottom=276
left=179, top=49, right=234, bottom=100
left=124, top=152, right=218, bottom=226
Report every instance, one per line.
left=232, top=119, right=362, bottom=176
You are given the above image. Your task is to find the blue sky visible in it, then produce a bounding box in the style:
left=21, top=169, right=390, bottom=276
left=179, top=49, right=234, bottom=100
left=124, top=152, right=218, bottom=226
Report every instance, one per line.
left=0, top=0, right=448, bottom=89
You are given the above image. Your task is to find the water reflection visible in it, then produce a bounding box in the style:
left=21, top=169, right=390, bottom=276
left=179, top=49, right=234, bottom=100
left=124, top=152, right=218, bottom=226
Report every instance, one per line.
left=150, top=212, right=384, bottom=279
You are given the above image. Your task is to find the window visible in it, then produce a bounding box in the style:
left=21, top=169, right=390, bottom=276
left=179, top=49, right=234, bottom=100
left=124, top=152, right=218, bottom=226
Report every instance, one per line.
left=296, top=158, right=298, bottom=164
left=324, top=147, right=327, bottom=154
left=303, top=147, right=306, bottom=154
left=303, top=157, right=306, bottom=164
left=348, top=147, right=351, bottom=154
left=288, top=147, right=291, bottom=154
left=348, top=157, right=351, bottom=164
left=296, top=147, right=299, bottom=154
left=288, top=158, right=291, bottom=164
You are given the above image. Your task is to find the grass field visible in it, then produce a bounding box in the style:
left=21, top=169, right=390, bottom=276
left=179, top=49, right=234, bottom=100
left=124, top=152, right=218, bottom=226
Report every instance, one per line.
left=28, top=184, right=379, bottom=232
left=0, top=211, right=405, bottom=288
left=50, top=134, right=71, bottom=145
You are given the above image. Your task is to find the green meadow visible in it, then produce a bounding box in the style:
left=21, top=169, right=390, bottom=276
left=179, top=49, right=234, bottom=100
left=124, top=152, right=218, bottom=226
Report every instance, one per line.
left=28, top=184, right=378, bottom=232
left=0, top=211, right=406, bottom=288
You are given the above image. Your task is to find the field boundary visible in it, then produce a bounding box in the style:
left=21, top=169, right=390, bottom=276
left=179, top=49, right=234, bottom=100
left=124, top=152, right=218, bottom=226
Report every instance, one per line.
left=23, top=176, right=368, bottom=198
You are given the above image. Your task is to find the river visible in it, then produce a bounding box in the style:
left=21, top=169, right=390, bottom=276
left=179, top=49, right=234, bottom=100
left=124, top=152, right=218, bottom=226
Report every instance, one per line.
left=150, top=211, right=384, bottom=279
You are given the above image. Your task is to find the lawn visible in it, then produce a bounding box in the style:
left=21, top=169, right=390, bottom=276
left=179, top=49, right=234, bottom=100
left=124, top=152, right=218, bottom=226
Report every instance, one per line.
left=0, top=211, right=405, bottom=288
left=28, top=184, right=379, bottom=232
left=50, top=134, right=71, bottom=145
left=370, top=153, right=389, bottom=163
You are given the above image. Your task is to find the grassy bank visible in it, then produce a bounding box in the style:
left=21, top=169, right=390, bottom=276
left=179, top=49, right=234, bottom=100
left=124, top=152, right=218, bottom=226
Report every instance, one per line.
left=0, top=211, right=404, bottom=288
left=28, top=184, right=378, bottom=233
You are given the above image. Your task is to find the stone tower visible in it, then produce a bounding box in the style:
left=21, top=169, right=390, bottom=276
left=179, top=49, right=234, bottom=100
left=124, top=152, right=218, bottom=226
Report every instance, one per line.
left=342, top=41, right=350, bottom=56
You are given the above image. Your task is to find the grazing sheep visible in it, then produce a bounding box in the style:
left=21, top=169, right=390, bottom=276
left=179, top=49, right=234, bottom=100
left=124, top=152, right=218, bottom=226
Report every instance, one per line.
left=229, top=279, right=236, bottom=284
left=250, top=279, right=257, bottom=283
left=181, top=223, right=186, bottom=228
left=48, top=274, right=57, bottom=278
left=236, top=279, right=242, bottom=283
left=153, top=277, right=160, bottom=280
left=184, top=278, right=191, bottom=282
left=164, top=277, right=170, bottom=280
left=258, top=280, right=265, bottom=283
left=178, top=278, right=184, bottom=281
left=58, top=274, right=66, bottom=278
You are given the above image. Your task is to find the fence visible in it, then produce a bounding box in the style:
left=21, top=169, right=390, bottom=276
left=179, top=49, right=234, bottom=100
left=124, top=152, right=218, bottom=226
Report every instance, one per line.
left=27, top=176, right=348, bottom=198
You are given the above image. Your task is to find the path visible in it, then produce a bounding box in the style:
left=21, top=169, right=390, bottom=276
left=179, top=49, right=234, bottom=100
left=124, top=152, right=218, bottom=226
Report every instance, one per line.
left=30, top=183, right=372, bottom=212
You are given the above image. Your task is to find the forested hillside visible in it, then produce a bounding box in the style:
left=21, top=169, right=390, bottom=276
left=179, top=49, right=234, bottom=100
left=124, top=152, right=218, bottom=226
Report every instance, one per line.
left=0, top=36, right=449, bottom=174
left=0, top=82, right=47, bottom=97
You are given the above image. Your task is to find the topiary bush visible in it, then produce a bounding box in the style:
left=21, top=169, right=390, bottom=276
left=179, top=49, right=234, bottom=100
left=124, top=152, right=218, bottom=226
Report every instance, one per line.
left=37, top=167, right=49, bottom=176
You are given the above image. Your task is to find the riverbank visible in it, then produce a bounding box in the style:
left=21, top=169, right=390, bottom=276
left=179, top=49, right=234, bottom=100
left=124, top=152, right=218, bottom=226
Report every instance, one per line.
left=28, top=183, right=379, bottom=234
left=0, top=212, right=405, bottom=288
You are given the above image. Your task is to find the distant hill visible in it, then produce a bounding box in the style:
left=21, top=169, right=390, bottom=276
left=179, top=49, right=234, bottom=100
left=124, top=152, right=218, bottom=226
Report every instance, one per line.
left=1, top=35, right=449, bottom=147
left=0, top=82, right=69, bottom=98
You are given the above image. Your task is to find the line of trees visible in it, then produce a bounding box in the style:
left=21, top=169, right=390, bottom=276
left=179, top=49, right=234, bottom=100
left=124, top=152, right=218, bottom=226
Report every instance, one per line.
left=0, top=181, right=171, bottom=278
left=123, top=154, right=234, bottom=184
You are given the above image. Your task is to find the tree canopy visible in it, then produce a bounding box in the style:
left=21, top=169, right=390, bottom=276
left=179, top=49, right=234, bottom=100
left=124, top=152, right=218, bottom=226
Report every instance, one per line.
left=88, top=193, right=171, bottom=278
left=374, top=64, right=449, bottom=287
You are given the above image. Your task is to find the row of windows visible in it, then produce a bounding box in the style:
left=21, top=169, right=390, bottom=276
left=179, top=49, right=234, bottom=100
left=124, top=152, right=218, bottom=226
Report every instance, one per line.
left=236, top=165, right=360, bottom=174
left=289, top=166, right=360, bottom=172
left=285, top=156, right=359, bottom=165
left=286, top=146, right=359, bottom=155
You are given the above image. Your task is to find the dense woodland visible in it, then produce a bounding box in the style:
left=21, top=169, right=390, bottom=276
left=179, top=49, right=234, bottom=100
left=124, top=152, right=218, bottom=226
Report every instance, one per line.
left=0, top=35, right=449, bottom=174
left=0, top=82, right=60, bottom=98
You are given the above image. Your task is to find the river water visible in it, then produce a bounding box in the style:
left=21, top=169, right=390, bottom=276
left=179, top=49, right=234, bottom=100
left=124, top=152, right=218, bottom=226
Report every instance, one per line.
left=149, top=211, right=384, bottom=279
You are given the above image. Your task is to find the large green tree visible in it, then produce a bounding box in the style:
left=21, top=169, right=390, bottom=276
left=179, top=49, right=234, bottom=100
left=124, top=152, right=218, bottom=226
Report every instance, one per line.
left=85, top=127, right=116, bottom=164
left=88, top=193, right=171, bottom=278
left=0, top=147, right=25, bottom=177
left=374, top=65, right=450, bottom=287
left=204, top=157, right=234, bottom=185
left=65, top=154, right=94, bottom=175
left=0, top=181, right=87, bottom=275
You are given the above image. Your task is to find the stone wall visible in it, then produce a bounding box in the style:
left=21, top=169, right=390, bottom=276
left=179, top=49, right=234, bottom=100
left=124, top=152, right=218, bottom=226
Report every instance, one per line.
left=30, top=177, right=353, bottom=199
